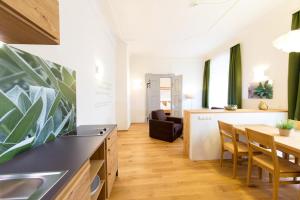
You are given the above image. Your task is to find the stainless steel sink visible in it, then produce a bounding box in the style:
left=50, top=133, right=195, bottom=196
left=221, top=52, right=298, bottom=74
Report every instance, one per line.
left=0, top=171, right=67, bottom=200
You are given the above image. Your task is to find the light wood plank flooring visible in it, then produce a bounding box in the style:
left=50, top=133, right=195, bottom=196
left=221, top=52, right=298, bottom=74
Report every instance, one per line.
left=109, top=123, right=300, bottom=200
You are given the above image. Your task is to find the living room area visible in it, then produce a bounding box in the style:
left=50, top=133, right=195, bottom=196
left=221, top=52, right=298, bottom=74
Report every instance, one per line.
left=2, top=0, right=300, bottom=199
left=112, top=0, right=300, bottom=199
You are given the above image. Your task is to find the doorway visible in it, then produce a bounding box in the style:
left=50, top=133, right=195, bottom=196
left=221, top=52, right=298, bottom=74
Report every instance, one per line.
left=145, top=74, right=182, bottom=121
left=160, top=78, right=172, bottom=115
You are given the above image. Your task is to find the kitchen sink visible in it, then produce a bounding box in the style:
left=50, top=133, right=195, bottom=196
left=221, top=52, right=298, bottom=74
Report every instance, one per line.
left=0, top=171, right=67, bottom=200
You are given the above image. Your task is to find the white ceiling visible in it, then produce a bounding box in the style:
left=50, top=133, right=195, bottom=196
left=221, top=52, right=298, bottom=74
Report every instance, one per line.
left=105, top=0, right=295, bottom=57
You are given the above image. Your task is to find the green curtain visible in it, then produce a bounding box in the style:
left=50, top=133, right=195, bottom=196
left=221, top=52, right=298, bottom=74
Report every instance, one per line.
left=228, top=44, right=242, bottom=108
left=288, top=11, right=300, bottom=119
left=202, top=60, right=210, bottom=108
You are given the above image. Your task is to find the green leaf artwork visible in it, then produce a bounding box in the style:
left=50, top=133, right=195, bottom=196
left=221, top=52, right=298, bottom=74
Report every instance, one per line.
left=0, top=43, right=76, bottom=164
left=248, top=80, right=273, bottom=99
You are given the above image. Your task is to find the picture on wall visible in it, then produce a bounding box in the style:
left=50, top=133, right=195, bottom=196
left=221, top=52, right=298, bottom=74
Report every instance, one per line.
left=0, top=43, right=76, bottom=164
left=248, top=80, right=273, bottom=99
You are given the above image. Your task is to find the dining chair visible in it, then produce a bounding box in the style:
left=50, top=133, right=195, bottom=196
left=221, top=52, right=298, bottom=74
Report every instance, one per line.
left=218, top=121, right=249, bottom=178
left=246, top=128, right=300, bottom=200
left=291, top=120, right=300, bottom=165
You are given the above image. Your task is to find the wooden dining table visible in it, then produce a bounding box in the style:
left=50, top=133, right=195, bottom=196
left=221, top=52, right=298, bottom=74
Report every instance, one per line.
left=234, top=124, right=300, bottom=158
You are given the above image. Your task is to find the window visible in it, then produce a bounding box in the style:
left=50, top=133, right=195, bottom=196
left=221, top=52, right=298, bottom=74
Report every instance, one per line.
left=209, top=50, right=230, bottom=108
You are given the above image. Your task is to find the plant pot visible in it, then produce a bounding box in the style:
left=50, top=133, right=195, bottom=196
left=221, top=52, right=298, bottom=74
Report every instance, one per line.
left=278, top=129, right=292, bottom=137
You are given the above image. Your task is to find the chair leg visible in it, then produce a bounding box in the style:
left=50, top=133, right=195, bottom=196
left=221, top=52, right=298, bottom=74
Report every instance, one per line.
left=258, top=167, right=263, bottom=179
left=295, top=157, right=299, bottom=164
left=272, top=174, right=279, bottom=200
left=247, top=157, right=253, bottom=186
left=294, top=157, right=299, bottom=181
left=220, top=149, right=224, bottom=168
left=283, top=152, right=289, bottom=160
left=269, top=173, right=272, bottom=183
left=233, top=153, right=238, bottom=178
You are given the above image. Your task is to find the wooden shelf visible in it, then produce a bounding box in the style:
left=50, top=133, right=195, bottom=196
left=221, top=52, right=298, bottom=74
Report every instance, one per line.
left=90, top=160, right=104, bottom=184
left=91, top=180, right=105, bottom=200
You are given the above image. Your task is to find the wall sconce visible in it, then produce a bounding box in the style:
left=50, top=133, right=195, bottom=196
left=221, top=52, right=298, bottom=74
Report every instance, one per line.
left=95, top=61, right=104, bottom=80
left=253, top=65, right=269, bottom=83
left=273, top=29, right=300, bottom=53
left=184, top=93, right=194, bottom=100
left=132, top=79, right=143, bottom=90
left=184, top=86, right=196, bottom=99
left=184, top=93, right=194, bottom=109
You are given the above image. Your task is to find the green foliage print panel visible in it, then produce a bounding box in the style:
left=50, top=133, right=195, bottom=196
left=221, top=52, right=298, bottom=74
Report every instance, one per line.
left=248, top=80, right=273, bottom=99
left=0, top=43, right=76, bottom=164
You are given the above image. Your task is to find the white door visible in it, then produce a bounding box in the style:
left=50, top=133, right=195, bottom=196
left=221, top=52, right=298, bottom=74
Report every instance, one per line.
left=172, top=75, right=183, bottom=117
left=145, top=74, right=161, bottom=121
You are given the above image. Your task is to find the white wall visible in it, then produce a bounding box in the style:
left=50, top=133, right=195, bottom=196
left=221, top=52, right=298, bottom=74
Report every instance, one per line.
left=116, top=40, right=131, bottom=130
left=11, top=0, right=118, bottom=126
left=206, top=2, right=300, bottom=110
left=130, top=56, right=203, bottom=123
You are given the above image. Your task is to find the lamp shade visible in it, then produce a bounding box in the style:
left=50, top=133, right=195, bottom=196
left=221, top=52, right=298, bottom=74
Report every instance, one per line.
left=273, top=29, right=300, bottom=53
left=184, top=93, right=194, bottom=99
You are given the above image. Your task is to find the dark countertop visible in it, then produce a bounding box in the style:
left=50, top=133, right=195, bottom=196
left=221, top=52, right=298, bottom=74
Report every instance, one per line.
left=0, top=124, right=116, bottom=200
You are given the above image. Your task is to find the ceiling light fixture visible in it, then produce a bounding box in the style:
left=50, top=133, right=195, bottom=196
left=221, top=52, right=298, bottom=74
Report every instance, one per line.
left=273, top=29, right=300, bottom=53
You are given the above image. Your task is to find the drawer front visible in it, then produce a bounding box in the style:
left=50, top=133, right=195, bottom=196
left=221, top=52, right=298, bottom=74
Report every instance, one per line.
left=107, top=161, right=117, bottom=197
left=63, top=173, right=90, bottom=200
left=107, top=129, right=117, bottom=148
left=107, top=140, right=118, bottom=174
left=56, top=161, right=91, bottom=200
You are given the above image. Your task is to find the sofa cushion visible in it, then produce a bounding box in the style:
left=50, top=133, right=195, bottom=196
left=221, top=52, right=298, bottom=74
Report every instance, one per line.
left=152, top=110, right=167, bottom=121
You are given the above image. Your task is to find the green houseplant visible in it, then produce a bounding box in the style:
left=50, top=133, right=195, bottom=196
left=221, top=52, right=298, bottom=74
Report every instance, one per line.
left=276, top=120, right=294, bottom=136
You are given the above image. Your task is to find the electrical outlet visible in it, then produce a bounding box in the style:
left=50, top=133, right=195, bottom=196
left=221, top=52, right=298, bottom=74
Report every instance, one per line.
left=197, top=116, right=212, bottom=120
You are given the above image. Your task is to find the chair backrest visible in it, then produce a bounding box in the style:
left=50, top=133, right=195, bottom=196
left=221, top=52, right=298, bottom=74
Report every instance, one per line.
left=246, top=128, right=278, bottom=169
left=151, top=110, right=167, bottom=121
left=218, top=121, right=237, bottom=150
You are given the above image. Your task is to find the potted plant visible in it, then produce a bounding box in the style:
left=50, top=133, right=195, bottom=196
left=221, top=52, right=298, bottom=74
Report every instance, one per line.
left=276, top=120, right=295, bottom=136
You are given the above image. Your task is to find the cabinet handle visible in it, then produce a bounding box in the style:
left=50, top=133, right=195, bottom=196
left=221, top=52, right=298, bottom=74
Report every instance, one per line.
left=108, top=149, right=111, bottom=152
left=108, top=172, right=111, bottom=175
left=108, top=137, right=111, bottom=140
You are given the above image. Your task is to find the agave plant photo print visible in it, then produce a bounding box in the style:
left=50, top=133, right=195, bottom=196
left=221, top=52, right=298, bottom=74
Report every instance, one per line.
left=0, top=43, right=76, bottom=164
left=248, top=80, right=273, bottom=99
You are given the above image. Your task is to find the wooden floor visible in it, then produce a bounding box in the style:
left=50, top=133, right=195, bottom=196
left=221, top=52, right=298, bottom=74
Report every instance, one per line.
left=109, top=124, right=300, bottom=200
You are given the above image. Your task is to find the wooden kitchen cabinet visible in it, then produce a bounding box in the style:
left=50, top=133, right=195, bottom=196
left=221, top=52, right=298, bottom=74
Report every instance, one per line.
left=54, top=127, right=118, bottom=200
left=106, top=128, right=118, bottom=197
left=55, top=161, right=91, bottom=200
left=0, top=0, right=60, bottom=44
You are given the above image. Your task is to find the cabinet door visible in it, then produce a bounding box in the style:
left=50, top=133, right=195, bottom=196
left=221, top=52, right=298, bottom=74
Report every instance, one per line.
left=106, top=131, right=118, bottom=197
left=107, top=144, right=118, bottom=197
left=1, top=0, right=59, bottom=39
left=107, top=140, right=118, bottom=175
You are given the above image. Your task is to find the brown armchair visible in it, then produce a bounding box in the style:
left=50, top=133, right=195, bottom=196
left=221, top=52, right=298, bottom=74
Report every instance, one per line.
left=149, top=110, right=183, bottom=142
